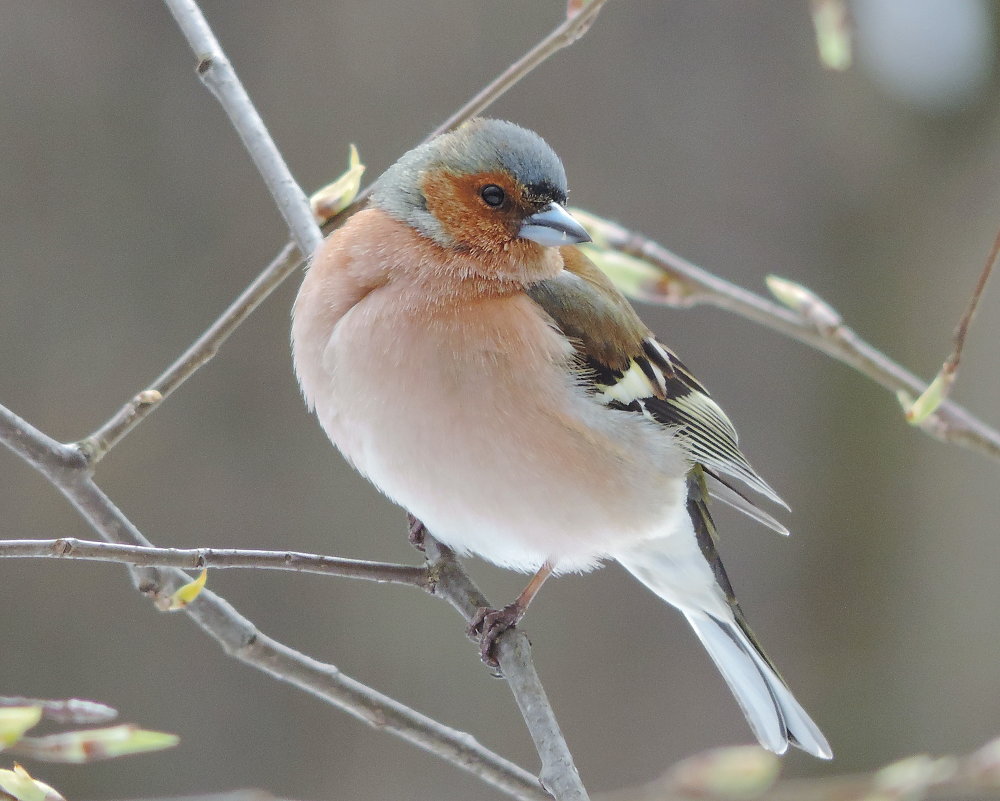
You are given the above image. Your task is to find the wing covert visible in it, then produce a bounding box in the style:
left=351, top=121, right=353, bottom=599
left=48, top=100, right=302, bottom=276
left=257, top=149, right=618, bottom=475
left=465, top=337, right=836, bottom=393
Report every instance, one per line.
left=528, top=246, right=786, bottom=510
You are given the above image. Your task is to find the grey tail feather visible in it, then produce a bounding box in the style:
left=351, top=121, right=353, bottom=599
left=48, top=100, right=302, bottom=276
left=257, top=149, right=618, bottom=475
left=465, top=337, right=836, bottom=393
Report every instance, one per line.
left=685, top=611, right=832, bottom=759
left=703, top=468, right=789, bottom=536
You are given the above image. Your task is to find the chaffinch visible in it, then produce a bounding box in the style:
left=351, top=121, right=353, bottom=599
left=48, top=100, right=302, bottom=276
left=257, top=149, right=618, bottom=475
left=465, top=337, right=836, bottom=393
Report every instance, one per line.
left=291, top=118, right=831, bottom=759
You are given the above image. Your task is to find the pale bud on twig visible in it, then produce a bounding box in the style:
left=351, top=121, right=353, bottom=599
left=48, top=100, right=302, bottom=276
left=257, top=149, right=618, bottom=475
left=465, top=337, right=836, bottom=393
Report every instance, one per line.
left=766, top=275, right=843, bottom=334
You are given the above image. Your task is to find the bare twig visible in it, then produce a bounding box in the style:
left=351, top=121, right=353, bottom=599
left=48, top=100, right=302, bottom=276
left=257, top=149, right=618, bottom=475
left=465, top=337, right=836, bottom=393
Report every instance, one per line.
left=82, top=0, right=321, bottom=463
left=425, top=538, right=590, bottom=801
left=578, top=212, right=1000, bottom=462
left=0, top=400, right=549, bottom=801
left=595, top=737, right=1000, bottom=801
left=183, top=584, right=548, bottom=801
left=0, top=538, right=429, bottom=588
left=0, top=536, right=582, bottom=796
left=337, top=0, right=612, bottom=220
left=901, top=223, right=999, bottom=424
left=0, top=697, right=117, bottom=725
left=77, top=243, right=300, bottom=461
left=0, top=517, right=583, bottom=797
left=2, top=0, right=995, bottom=796
left=947, top=226, right=998, bottom=379
left=163, top=0, right=320, bottom=256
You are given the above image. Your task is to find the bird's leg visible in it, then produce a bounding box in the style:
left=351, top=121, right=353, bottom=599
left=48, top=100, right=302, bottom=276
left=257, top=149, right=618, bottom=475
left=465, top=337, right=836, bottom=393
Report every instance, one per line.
left=468, top=561, right=554, bottom=668
left=406, top=512, right=427, bottom=552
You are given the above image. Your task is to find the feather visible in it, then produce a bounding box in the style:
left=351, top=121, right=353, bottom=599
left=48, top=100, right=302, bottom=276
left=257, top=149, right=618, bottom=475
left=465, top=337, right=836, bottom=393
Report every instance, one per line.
left=704, top=470, right=790, bottom=536
left=616, top=471, right=831, bottom=759
left=528, top=247, right=786, bottom=510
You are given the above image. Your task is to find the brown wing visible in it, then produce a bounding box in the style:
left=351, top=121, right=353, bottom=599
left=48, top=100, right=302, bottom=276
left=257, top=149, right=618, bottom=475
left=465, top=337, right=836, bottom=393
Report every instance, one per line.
left=526, top=246, right=786, bottom=511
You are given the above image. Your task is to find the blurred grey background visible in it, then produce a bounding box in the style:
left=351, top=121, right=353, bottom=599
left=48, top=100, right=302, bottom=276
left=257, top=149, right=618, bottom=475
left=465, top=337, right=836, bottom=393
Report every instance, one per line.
left=2, top=1, right=999, bottom=799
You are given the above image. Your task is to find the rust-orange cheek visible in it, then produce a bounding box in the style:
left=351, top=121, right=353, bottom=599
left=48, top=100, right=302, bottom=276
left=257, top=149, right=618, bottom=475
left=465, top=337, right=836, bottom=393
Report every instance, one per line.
left=421, top=169, right=521, bottom=250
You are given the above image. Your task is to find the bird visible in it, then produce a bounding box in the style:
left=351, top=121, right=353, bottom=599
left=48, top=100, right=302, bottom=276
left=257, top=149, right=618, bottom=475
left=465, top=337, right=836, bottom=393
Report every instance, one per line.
left=291, top=117, right=832, bottom=759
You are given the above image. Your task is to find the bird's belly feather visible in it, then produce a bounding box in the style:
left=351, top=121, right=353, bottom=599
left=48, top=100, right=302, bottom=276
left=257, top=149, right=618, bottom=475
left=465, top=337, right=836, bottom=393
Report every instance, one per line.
left=315, top=290, right=688, bottom=573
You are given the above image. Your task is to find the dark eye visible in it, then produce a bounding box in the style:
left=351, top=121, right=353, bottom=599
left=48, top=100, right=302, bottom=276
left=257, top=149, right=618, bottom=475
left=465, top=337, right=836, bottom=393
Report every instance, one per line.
left=480, top=184, right=505, bottom=207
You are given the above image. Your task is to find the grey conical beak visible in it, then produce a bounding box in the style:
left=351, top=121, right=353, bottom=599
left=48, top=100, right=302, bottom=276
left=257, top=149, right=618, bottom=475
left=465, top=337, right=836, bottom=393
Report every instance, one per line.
left=518, top=203, right=592, bottom=247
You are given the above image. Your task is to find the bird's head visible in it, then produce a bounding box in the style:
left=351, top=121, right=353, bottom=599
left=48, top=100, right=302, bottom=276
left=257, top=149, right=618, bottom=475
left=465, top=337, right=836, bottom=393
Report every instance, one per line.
left=371, top=118, right=591, bottom=256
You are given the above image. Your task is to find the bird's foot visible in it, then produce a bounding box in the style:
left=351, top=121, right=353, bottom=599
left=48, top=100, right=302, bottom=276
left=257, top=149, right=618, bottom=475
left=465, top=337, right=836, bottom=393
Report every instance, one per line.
left=468, top=603, right=524, bottom=669
left=406, top=513, right=427, bottom=552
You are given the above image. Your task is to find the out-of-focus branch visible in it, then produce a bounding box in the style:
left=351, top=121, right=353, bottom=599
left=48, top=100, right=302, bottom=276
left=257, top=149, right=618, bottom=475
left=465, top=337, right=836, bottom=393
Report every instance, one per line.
left=112, top=794, right=289, bottom=801
left=595, top=738, right=1000, bottom=801
left=0, top=538, right=430, bottom=587
left=946, top=225, right=997, bottom=385
left=576, top=211, right=1000, bottom=463
left=0, top=697, right=117, bottom=725
left=901, top=221, right=998, bottom=425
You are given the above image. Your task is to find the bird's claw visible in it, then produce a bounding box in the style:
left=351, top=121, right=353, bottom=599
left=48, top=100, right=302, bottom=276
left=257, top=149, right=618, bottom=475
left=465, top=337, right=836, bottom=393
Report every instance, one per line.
left=468, top=603, right=523, bottom=669
left=406, top=513, right=427, bottom=552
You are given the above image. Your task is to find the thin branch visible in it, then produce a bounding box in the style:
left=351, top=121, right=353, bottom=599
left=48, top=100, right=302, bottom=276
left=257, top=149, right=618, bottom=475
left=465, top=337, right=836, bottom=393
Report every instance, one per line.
left=77, top=243, right=300, bottom=461
left=0, top=402, right=88, bottom=475
left=594, top=738, right=1000, bottom=801
left=579, top=213, right=1000, bottom=462
left=337, top=0, right=611, bottom=220
left=2, top=0, right=994, bottom=796
left=419, top=1, right=610, bottom=153
left=163, top=0, right=320, bottom=256
left=183, top=584, right=549, bottom=801
left=3, top=1, right=609, bottom=794
left=900, top=222, right=1000, bottom=424
left=0, top=697, right=118, bottom=725
left=81, top=0, right=321, bottom=463
left=425, top=538, right=590, bottom=801
left=3, top=0, right=995, bottom=794
left=78, top=0, right=610, bottom=462
left=0, top=538, right=430, bottom=588
left=0, top=400, right=548, bottom=801
left=946, top=223, right=998, bottom=377
left=0, top=533, right=582, bottom=797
